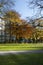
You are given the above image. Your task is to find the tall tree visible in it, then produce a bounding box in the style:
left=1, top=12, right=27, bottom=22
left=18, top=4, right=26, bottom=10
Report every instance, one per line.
left=28, top=0, right=43, bottom=17
left=0, top=0, right=15, bottom=17
left=3, top=10, right=21, bottom=42
left=4, top=11, right=21, bottom=23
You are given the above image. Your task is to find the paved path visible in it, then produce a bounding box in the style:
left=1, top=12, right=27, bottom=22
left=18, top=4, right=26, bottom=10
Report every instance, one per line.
left=0, top=50, right=43, bottom=55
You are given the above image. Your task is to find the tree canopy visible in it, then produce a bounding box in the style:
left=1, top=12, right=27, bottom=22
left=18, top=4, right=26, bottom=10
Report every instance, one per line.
left=4, top=10, right=21, bottom=23
left=0, top=0, right=15, bottom=17
left=28, top=0, right=43, bottom=17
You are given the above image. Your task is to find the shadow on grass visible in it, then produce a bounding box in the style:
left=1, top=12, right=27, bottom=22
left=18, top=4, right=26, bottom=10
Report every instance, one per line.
left=0, top=53, right=43, bottom=65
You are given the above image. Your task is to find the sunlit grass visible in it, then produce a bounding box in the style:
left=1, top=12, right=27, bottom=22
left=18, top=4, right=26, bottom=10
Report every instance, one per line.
left=0, top=43, right=43, bottom=51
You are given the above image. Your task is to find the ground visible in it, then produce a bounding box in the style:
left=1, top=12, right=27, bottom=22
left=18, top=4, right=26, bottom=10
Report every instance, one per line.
left=0, top=53, right=43, bottom=65
left=0, top=43, right=43, bottom=65
left=0, top=43, right=43, bottom=51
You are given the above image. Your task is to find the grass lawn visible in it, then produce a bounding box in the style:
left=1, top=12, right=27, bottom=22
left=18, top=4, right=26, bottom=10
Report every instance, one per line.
left=0, top=53, right=43, bottom=65
left=0, top=43, right=43, bottom=51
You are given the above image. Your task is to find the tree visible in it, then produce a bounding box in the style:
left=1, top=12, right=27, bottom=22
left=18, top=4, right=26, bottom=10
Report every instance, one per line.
left=4, top=11, right=21, bottom=23
left=0, top=0, right=15, bottom=17
left=28, top=0, right=43, bottom=17
left=28, top=17, right=43, bottom=43
left=2, top=10, right=22, bottom=42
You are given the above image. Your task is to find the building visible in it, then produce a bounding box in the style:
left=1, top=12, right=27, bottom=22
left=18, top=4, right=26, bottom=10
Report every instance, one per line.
left=0, top=18, right=13, bottom=43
